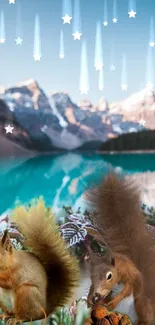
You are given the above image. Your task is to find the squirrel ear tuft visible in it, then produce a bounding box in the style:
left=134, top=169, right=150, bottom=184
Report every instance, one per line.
left=106, top=247, right=115, bottom=266
left=1, top=230, right=13, bottom=253
left=111, top=257, right=115, bottom=266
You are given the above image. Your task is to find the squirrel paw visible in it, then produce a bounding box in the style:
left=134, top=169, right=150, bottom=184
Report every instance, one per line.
left=104, top=301, right=117, bottom=311
left=6, top=318, right=23, bottom=325
left=0, top=314, right=11, bottom=321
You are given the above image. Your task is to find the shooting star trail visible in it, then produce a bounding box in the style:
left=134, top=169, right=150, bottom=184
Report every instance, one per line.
left=33, top=14, right=42, bottom=61
left=149, top=17, right=155, bottom=47
left=80, top=40, right=89, bottom=94
left=94, top=21, right=103, bottom=71
left=72, top=0, right=82, bottom=40
left=99, top=68, right=104, bottom=91
left=128, top=0, right=136, bottom=18
left=15, top=1, right=23, bottom=45
left=110, top=42, right=116, bottom=71
left=0, top=11, right=5, bottom=44
left=62, top=0, right=72, bottom=24
left=112, top=0, right=118, bottom=23
left=121, top=53, right=128, bottom=91
left=145, top=46, right=154, bottom=90
left=103, top=0, right=108, bottom=26
left=59, top=30, right=64, bottom=59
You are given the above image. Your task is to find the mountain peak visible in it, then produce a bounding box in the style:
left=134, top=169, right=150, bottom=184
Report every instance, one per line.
left=109, top=87, right=155, bottom=113
left=17, top=79, right=39, bottom=87
left=0, top=86, right=6, bottom=95
left=125, top=87, right=155, bottom=102
left=96, top=96, right=108, bottom=111
left=78, top=99, right=93, bottom=110
left=122, top=88, right=155, bottom=110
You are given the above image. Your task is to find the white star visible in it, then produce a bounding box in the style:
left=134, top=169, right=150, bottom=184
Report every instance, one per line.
left=110, top=65, right=116, bottom=71
left=112, top=18, right=118, bottom=23
left=138, top=118, right=146, bottom=127
left=145, top=82, right=154, bottom=91
left=94, top=62, right=104, bottom=71
left=121, top=83, right=128, bottom=91
left=128, top=10, right=136, bottom=18
left=5, top=125, right=14, bottom=134
left=62, top=14, right=72, bottom=24
left=80, top=88, right=89, bottom=94
left=15, top=37, right=23, bottom=45
left=0, top=38, right=5, bottom=44
left=33, top=54, right=41, bottom=61
left=149, top=41, right=155, bottom=47
left=59, top=53, right=64, bottom=59
left=103, top=21, right=108, bottom=26
left=72, top=31, right=82, bottom=40
left=9, top=0, right=15, bottom=3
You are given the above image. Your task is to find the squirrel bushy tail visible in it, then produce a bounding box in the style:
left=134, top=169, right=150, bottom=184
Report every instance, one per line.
left=12, top=200, right=79, bottom=315
left=88, top=172, right=155, bottom=304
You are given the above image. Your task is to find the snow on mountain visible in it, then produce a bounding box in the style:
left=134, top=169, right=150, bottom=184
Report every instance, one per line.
left=110, top=88, right=155, bottom=112
left=0, top=79, right=51, bottom=111
left=49, top=96, right=68, bottom=128
left=17, top=79, right=37, bottom=87
left=109, top=88, right=155, bottom=129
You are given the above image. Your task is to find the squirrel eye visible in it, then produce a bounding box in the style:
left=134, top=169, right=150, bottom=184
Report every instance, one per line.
left=106, top=271, right=112, bottom=281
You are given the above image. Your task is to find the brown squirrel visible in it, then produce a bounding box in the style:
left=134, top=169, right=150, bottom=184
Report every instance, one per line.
left=86, top=173, right=155, bottom=325
left=0, top=201, right=79, bottom=325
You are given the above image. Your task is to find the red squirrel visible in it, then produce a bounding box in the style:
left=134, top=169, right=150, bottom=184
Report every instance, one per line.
left=86, top=173, right=155, bottom=325
left=0, top=201, right=79, bottom=325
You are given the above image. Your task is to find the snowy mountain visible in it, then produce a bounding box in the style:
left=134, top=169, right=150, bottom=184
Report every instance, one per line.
left=0, top=79, right=154, bottom=156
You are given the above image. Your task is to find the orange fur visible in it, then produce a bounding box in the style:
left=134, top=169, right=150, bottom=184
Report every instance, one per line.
left=87, top=172, right=155, bottom=325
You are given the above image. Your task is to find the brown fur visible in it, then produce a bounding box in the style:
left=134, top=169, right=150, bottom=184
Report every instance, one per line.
left=0, top=205, right=79, bottom=324
left=87, top=172, right=155, bottom=324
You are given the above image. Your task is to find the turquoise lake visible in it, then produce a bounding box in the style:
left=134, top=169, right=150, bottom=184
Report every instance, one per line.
left=0, top=152, right=155, bottom=215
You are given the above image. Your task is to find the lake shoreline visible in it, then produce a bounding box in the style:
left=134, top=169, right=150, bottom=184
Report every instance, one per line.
left=97, top=150, right=155, bottom=154
left=1, top=146, right=155, bottom=159
left=37, top=149, right=155, bottom=157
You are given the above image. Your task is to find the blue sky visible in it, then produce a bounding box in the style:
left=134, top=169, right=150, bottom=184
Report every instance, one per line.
left=0, top=0, right=155, bottom=104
